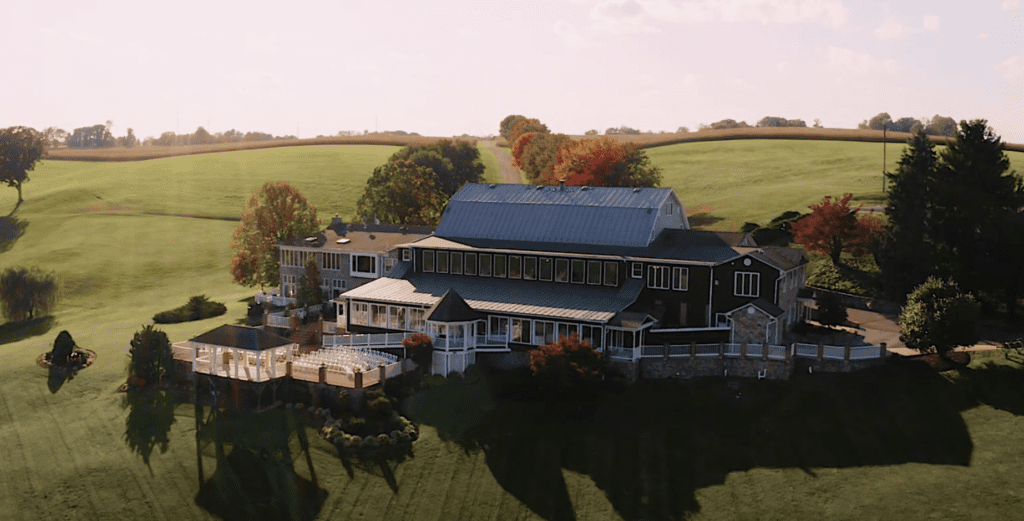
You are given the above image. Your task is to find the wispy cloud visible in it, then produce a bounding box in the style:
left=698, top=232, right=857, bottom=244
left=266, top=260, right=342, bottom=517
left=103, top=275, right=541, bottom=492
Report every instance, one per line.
left=827, top=46, right=899, bottom=76
left=995, top=56, right=1024, bottom=83
left=590, top=0, right=657, bottom=34
left=922, top=15, right=940, bottom=32
left=554, top=21, right=588, bottom=49
left=874, top=18, right=908, bottom=40
left=584, top=0, right=849, bottom=33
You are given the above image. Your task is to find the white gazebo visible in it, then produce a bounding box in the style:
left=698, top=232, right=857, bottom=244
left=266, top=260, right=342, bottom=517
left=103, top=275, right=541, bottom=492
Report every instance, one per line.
left=424, top=290, right=484, bottom=376
left=186, top=324, right=298, bottom=382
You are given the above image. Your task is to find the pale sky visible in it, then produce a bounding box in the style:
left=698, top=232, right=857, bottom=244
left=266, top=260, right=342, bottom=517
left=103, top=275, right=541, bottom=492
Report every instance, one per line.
left=3, top=0, right=1023, bottom=144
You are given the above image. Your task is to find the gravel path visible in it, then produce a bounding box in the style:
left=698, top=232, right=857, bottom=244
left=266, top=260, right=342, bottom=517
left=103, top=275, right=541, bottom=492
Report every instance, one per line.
left=481, top=141, right=524, bottom=184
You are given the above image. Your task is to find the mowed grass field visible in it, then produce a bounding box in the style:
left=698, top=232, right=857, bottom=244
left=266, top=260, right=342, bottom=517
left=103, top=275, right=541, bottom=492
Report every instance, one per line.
left=2, top=141, right=1024, bottom=520
left=647, top=139, right=1024, bottom=231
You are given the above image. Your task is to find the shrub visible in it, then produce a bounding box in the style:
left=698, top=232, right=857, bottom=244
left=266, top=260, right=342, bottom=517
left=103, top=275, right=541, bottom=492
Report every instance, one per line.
left=153, top=295, right=226, bottom=324
left=0, top=267, right=58, bottom=322
left=900, top=277, right=980, bottom=357
left=446, top=370, right=464, bottom=383
left=128, top=325, right=174, bottom=386
left=816, top=291, right=848, bottom=328
left=50, top=330, right=78, bottom=366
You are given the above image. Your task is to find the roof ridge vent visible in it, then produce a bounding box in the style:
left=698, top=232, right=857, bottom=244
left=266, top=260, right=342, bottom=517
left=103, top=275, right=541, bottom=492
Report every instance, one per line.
left=633, top=187, right=641, bottom=192
left=489, top=184, right=496, bottom=188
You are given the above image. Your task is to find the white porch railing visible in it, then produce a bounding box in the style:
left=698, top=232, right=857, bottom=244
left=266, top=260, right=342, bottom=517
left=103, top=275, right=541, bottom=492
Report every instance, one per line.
left=627, top=342, right=886, bottom=361
left=267, top=314, right=290, bottom=328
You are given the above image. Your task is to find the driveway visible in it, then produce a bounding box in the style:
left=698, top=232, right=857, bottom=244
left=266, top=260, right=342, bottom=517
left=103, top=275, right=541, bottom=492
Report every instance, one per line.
left=481, top=141, right=524, bottom=184
left=840, top=307, right=1007, bottom=356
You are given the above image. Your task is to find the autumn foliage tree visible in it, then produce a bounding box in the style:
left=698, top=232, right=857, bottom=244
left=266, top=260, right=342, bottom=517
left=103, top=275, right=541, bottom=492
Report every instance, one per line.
left=529, top=334, right=607, bottom=395
left=548, top=137, right=662, bottom=187
left=517, top=132, right=571, bottom=183
left=507, top=118, right=549, bottom=145
left=510, top=131, right=540, bottom=167
left=790, top=194, right=881, bottom=265
left=230, top=182, right=319, bottom=288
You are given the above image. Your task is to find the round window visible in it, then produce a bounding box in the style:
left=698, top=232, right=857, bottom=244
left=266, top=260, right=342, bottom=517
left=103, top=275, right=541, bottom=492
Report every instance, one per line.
left=743, top=258, right=752, bottom=266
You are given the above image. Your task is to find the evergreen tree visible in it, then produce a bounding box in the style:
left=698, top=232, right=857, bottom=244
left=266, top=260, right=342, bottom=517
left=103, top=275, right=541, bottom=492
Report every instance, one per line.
left=879, top=131, right=938, bottom=299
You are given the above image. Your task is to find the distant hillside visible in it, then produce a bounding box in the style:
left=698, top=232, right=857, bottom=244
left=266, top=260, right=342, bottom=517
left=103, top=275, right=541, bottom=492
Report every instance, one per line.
left=587, top=127, right=1024, bottom=152
left=45, top=135, right=477, bottom=162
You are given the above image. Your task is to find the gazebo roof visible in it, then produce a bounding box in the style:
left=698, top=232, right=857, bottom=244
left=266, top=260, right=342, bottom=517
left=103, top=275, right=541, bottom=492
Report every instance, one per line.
left=190, top=324, right=294, bottom=351
left=425, top=289, right=484, bottom=322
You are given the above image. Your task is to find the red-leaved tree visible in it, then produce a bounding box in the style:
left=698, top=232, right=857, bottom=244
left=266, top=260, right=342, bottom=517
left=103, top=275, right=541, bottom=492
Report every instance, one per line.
left=510, top=131, right=540, bottom=168
left=546, top=137, right=661, bottom=187
left=529, top=334, right=606, bottom=394
left=791, top=193, right=882, bottom=265
left=230, top=182, right=320, bottom=288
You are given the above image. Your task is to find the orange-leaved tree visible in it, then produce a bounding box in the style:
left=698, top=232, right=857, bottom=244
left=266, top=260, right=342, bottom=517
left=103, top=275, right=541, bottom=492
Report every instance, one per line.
left=230, top=182, right=320, bottom=288
left=508, top=118, right=549, bottom=145
left=529, top=334, right=606, bottom=394
left=510, top=131, right=540, bottom=168
left=547, top=137, right=661, bottom=187
left=790, top=193, right=882, bottom=265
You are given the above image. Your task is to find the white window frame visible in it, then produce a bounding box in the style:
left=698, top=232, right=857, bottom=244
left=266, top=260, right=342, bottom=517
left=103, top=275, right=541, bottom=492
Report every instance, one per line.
left=631, top=262, right=643, bottom=279
left=402, top=249, right=411, bottom=262
left=604, top=262, right=618, bottom=286
left=351, top=302, right=369, bottom=326
left=734, top=271, right=760, bottom=298
left=450, top=251, right=463, bottom=275
left=647, top=265, right=670, bottom=290
left=523, top=257, right=537, bottom=280
left=409, top=308, right=426, bottom=331
left=533, top=320, right=555, bottom=345
left=436, top=251, right=449, bottom=274
left=388, top=305, right=407, bottom=330
left=351, top=254, right=377, bottom=278
left=508, top=255, right=522, bottom=279
left=587, top=260, right=602, bottom=285
left=422, top=250, right=435, bottom=273
left=571, top=259, right=586, bottom=284
left=581, top=325, right=602, bottom=348
left=672, top=267, right=689, bottom=291
left=464, top=252, right=477, bottom=276
left=370, top=304, right=388, bottom=328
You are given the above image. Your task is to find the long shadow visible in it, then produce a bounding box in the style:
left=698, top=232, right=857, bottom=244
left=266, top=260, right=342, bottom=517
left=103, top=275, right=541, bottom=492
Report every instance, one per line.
left=123, top=389, right=178, bottom=473
left=0, top=315, right=55, bottom=346
left=0, top=214, right=28, bottom=253
left=412, top=359, right=975, bottom=521
left=193, top=392, right=327, bottom=521
left=948, top=360, right=1024, bottom=416
left=686, top=213, right=723, bottom=228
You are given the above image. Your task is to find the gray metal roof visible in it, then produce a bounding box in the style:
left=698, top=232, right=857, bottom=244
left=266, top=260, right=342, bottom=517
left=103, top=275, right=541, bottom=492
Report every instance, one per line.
left=435, top=183, right=675, bottom=248
left=342, top=272, right=644, bottom=323
left=409, top=229, right=753, bottom=265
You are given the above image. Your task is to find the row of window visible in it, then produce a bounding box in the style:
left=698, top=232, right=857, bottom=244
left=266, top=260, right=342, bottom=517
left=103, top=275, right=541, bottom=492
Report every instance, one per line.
left=421, top=250, right=619, bottom=286
left=281, top=248, right=378, bottom=278
left=346, top=303, right=632, bottom=348
left=647, top=265, right=688, bottom=291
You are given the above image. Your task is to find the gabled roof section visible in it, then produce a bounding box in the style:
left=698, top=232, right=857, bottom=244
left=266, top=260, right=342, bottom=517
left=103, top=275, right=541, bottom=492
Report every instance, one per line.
left=191, top=325, right=294, bottom=351
left=726, top=298, right=785, bottom=318
left=435, top=183, right=677, bottom=248
left=425, top=289, right=484, bottom=322
left=733, top=246, right=809, bottom=271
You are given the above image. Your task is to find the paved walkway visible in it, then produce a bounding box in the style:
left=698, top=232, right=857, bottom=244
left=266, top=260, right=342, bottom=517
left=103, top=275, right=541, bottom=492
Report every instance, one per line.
left=481, top=140, right=524, bottom=184
left=839, top=307, right=1007, bottom=356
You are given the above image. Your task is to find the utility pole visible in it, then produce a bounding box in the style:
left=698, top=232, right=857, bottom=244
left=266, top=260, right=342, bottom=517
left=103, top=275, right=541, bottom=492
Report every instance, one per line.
left=882, top=124, right=887, bottom=193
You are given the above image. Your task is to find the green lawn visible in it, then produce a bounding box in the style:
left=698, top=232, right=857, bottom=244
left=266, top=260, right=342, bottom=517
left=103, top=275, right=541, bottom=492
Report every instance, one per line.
left=2, top=142, right=1024, bottom=520
left=477, top=142, right=504, bottom=184
left=648, top=139, right=1024, bottom=231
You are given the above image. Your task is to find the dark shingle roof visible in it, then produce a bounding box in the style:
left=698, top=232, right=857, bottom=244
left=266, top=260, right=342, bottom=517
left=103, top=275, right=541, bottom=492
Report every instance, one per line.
left=425, top=289, right=484, bottom=322
left=279, top=223, right=435, bottom=253
left=191, top=325, right=293, bottom=351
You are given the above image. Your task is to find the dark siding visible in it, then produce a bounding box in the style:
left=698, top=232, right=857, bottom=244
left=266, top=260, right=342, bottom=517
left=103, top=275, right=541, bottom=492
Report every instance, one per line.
left=627, top=263, right=711, bottom=327
left=711, top=256, right=780, bottom=315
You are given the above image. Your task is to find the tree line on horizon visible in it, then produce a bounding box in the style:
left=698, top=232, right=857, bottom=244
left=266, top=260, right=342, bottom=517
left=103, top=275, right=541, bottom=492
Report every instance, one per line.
left=502, top=115, right=662, bottom=187
left=39, top=124, right=425, bottom=150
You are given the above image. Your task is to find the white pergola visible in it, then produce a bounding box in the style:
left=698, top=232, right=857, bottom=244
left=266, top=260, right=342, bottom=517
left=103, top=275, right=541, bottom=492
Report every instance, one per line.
left=187, top=325, right=298, bottom=382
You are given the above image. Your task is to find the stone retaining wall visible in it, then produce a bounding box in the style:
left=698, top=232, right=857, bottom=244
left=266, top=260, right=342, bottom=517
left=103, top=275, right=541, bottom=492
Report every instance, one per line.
left=640, top=357, right=793, bottom=380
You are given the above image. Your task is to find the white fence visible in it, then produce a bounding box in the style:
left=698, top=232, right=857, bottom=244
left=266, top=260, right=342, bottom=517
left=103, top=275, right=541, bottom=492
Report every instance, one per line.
left=628, top=342, right=886, bottom=362
left=432, top=350, right=476, bottom=376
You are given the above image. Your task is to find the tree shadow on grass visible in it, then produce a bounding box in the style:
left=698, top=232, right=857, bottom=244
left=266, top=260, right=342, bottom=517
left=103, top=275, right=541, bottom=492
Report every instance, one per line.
left=412, top=360, right=974, bottom=521
left=0, top=315, right=55, bottom=346
left=122, top=389, right=177, bottom=474
left=946, top=359, right=1024, bottom=416
left=194, top=401, right=327, bottom=521
left=686, top=213, right=723, bottom=229
left=0, top=214, right=28, bottom=253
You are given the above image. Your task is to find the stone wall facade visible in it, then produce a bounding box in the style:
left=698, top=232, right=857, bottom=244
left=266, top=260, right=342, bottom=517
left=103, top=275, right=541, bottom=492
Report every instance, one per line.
left=731, top=307, right=776, bottom=344
left=640, top=356, right=793, bottom=380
